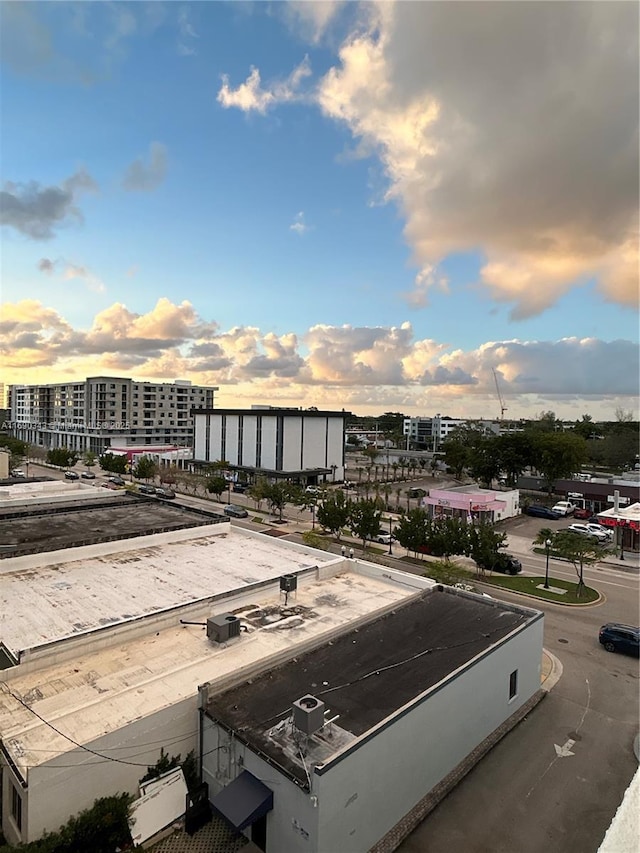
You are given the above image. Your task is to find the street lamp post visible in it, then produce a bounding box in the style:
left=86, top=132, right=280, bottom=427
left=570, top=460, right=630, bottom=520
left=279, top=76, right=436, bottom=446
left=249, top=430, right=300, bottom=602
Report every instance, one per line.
left=311, top=501, right=316, bottom=530
left=544, top=538, right=551, bottom=589
left=388, top=516, right=393, bottom=556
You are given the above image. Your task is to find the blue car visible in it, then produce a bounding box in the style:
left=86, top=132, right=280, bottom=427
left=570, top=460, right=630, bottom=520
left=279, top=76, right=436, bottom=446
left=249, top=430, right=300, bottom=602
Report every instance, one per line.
left=599, top=624, right=639, bottom=656
left=525, top=505, right=561, bottom=519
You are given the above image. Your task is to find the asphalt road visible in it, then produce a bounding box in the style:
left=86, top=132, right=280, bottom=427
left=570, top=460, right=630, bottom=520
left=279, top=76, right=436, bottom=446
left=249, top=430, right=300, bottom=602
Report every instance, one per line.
left=397, top=560, right=639, bottom=853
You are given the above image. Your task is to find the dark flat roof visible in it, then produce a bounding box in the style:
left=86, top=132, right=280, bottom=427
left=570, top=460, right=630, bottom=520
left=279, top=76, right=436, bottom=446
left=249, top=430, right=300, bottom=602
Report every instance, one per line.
left=0, top=495, right=224, bottom=557
left=206, top=589, right=537, bottom=785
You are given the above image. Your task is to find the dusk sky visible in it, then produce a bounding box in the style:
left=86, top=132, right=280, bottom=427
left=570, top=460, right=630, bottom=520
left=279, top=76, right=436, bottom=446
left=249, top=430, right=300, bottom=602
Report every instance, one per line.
left=1, top=1, right=638, bottom=420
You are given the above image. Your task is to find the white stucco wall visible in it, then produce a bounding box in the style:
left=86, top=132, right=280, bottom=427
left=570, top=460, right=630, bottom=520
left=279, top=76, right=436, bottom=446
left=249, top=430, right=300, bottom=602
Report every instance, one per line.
left=225, top=415, right=240, bottom=466
left=15, top=697, right=199, bottom=844
left=283, top=418, right=303, bottom=471
left=200, top=610, right=542, bottom=853
left=312, top=615, right=543, bottom=853
left=242, top=417, right=258, bottom=468
left=202, top=718, right=320, bottom=853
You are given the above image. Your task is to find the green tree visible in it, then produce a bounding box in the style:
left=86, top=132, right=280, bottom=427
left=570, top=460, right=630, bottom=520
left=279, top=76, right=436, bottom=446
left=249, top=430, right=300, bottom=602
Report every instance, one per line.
left=134, top=457, right=159, bottom=481
left=349, top=498, right=382, bottom=549
left=394, top=508, right=430, bottom=557
left=426, top=517, right=470, bottom=561
left=467, top=522, right=508, bottom=574
left=362, top=447, right=379, bottom=481
left=495, top=433, right=535, bottom=487
left=316, top=490, right=351, bottom=539
left=441, top=433, right=472, bottom=479
left=263, top=481, right=291, bottom=521
left=0, top=793, right=134, bottom=853
left=206, top=474, right=227, bottom=499
left=99, top=452, right=127, bottom=474
left=46, top=447, right=78, bottom=468
left=0, top=436, right=29, bottom=470
left=552, top=530, right=612, bottom=597
left=533, top=433, right=587, bottom=492
left=247, top=478, right=270, bottom=510
left=82, top=450, right=97, bottom=470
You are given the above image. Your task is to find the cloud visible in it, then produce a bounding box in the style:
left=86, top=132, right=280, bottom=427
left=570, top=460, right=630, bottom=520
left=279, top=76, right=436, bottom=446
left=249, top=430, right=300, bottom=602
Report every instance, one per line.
left=177, top=5, right=198, bottom=55
left=315, top=2, right=639, bottom=315
left=1, top=169, right=98, bottom=240
left=290, top=211, right=311, bottom=235
left=122, top=142, right=168, bottom=192
left=2, top=301, right=638, bottom=417
left=37, top=257, right=105, bottom=293
left=281, top=1, right=347, bottom=44
left=217, top=55, right=312, bottom=114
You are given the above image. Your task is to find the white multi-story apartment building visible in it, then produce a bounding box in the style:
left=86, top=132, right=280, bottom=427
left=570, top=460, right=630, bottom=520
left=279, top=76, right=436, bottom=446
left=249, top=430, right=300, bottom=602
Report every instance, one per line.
left=8, top=377, right=217, bottom=454
left=403, top=414, right=469, bottom=450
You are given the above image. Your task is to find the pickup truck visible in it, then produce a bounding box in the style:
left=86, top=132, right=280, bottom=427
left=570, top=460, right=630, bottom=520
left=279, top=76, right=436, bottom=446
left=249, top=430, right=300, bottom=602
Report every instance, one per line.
left=551, top=501, right=575, bottom=517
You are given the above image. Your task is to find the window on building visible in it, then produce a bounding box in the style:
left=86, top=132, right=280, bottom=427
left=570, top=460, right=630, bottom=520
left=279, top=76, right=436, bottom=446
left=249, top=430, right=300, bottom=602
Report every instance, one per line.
left=509, top=669, right=518, bottom=701
left=11, top=781, right=22, bottom=831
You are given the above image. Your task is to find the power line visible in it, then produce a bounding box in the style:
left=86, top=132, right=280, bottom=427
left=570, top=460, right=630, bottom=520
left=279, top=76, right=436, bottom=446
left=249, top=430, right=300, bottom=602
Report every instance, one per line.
left=0, top=681, right=168, bottom=768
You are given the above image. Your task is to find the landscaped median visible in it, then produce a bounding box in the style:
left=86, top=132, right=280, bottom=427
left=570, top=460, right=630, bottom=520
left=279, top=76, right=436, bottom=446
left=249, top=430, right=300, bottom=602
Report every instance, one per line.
left=476, top=573, right=599, bottom=605
left=398, top=555, right=599, bottom=605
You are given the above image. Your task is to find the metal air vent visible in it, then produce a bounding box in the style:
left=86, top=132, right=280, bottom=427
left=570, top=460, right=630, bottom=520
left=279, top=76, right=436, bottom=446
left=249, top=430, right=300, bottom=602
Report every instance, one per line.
left=292, top=695, right=325, bottom=735
left=206, top=614, right=241, bottom=644
left=280, top=574, right=297, bottom=593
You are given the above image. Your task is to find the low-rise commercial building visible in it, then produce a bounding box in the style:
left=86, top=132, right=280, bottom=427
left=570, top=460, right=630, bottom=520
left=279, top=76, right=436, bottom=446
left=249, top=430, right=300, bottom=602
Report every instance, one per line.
left=193, top=407, right=349, bottom=485
left=423, top=485, right=520, bottom=523
left=0, top=483, right=542, bottom=851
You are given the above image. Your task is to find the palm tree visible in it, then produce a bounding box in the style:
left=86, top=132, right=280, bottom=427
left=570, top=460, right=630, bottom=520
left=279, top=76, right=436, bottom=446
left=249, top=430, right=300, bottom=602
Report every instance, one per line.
left=392, top=462, right=399, bottom=482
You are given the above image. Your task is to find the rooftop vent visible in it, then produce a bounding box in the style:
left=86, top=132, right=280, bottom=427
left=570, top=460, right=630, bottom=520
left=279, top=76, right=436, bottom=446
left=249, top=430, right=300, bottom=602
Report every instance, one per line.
left=292, top=695, right=325, bottom=735
left=280, top=574, right=297, bottom=593
left=206, top=614, right=241, bottom=644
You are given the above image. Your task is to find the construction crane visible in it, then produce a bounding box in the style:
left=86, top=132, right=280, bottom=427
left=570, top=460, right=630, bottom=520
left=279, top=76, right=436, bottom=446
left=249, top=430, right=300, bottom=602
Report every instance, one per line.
left=492, top=368, right=508, bottom=420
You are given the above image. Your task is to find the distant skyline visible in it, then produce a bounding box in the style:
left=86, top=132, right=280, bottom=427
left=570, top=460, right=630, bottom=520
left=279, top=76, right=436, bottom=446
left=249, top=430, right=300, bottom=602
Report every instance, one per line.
left=1, top=1, right=638, bottom=421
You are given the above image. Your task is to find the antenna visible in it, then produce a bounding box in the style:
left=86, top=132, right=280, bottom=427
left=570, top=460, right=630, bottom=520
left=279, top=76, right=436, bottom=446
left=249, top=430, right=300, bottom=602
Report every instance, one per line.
left=492, top=368, right=508, bottom=421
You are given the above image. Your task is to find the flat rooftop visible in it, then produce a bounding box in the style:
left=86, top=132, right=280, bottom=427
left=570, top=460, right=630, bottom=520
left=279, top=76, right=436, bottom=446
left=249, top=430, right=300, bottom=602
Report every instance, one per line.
left=0, top=565, right=426, bottom=776
left=206, top=589, right=536, bottom=786
left=0, top=524, right=336, bottom=657
left=0, top=491, right=221, bottom=557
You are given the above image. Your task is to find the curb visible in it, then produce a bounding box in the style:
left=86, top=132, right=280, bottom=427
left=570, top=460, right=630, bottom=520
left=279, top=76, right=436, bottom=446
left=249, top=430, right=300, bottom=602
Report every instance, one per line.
left=541, top=649, right=563, bottom=692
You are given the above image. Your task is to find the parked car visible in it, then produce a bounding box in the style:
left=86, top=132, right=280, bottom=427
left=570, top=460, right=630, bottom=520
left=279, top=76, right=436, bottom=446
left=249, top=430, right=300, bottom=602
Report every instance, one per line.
left=305, top=486, right=320, bottom=495
left=584, top=523, right=613, bottom=539
left=155, top=487, right=176, bottom=499
left=138, top=484, right=156, bottom=495
left=552, top=501, right=576, bottom=516
left=525, top=505, right=561, bottom=519
left=373, top=532, right=392, bottom=545
left=598, top=624, right=640, bottom=656
left=108, top=475, right=126, bottom=486
left=10, top=469, right=26, bottom=478
left=232, top=482, right=248, bottom=493
left=567, top=523, right=611, bottom=542
left=64, top=470, right=79, bottom=480
left=490, top=554, right=523, bottom=575
left=224, top=504, right=249, bottom=519
left=573, top=507, right=591, bottom=519
left=81, top=471, right=96, bottom=479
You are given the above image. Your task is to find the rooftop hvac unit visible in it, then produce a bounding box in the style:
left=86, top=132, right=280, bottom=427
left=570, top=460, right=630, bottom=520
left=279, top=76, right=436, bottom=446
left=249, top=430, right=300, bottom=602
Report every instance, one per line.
left=206, top=614, right=241, bottom=644
left=280, top=574, right=297, bottom=593
left=292, top=695, right=325, bottom=735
